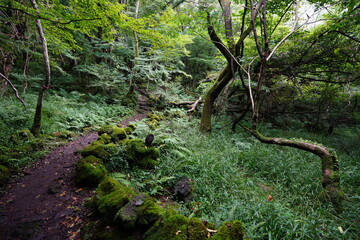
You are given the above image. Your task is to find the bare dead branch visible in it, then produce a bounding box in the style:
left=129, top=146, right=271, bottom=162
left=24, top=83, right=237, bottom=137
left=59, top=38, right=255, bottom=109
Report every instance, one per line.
left=0, top=73, right=27, bottom=107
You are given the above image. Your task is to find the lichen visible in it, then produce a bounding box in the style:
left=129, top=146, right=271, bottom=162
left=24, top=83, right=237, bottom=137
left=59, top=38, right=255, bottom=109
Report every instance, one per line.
left=212, top=220, right=245, bottom=240
left=124, top=139, right=160, bottom=168
left=75, top=155, right=107, bottom=187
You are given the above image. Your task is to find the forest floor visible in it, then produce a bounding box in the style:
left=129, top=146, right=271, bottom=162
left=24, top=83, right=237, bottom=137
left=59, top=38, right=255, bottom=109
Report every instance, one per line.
left=0, top=95, right=149, bottom=240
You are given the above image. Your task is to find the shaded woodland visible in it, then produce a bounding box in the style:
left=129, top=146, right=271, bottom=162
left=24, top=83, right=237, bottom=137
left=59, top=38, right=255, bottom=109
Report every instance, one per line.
left=0, top=0, right=359, bottom=239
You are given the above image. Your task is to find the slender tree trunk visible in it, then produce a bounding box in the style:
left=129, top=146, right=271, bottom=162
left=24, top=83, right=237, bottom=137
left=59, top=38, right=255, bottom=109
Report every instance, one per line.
left=30, top=0, right=51, bottom=136
left=128, top=0, right=140, bottom=93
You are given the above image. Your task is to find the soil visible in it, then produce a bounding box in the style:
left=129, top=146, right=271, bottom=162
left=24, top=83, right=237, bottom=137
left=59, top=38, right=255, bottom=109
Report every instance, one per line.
left=0, top=97, right=150, bottom=240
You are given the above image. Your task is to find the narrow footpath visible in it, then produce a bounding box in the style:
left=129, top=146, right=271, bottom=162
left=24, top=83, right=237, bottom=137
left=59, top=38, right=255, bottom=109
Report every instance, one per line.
left=0, top=96, right=149, bottom=240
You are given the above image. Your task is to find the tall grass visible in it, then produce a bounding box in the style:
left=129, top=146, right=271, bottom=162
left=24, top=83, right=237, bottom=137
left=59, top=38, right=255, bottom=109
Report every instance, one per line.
left=129, top=116, right=360, bottom=239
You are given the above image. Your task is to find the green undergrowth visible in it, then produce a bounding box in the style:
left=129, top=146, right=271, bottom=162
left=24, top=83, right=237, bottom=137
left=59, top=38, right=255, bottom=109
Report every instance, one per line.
left=109, top=115, right=360, bottom=239
left=0, top=91, right=133, bottom=178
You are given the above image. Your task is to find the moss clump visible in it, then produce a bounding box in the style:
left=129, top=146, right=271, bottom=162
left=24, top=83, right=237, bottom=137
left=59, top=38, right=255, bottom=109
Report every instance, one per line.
left=116, top=194, right=164, bottom=229
left=144, top=214, right=189, bottom=240
left=0, top=165, right=10, bottom=185
left=81, top=143, right=119, bottom=160
left=187, top=217, right=207, bottom=240
left=10, top=129, right=34, bottom=143
left=127, top=124, right=137, bottom=131
left=110, top=127, right=127, bottom=142
left=97, top=186, right=136, bottom=224
left=212, top=220, right=245, bottom=240
left=147, top=113, right=163, bottom=122
left=98, top=133, right=112, bottom=144
left=124, top=139, right=160, bottom=168
left=98, top=125, right=115, bottom=135
left=75, top=156, right=107, bottom=187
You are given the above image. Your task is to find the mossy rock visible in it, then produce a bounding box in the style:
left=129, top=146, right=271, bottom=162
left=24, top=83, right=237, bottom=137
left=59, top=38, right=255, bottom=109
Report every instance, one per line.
left=75, top=156, right=107, bottom=187
left=147, top=113, right=163, bottom=121
left=97, top=134, right=112, bottom=144
left=127, top=124, right=137, bottom=131
left=0, top=165, right=10, bottom=185
left=10, top=129, right=34, bottom=143
left=110, top=127, right=127, bottom=142
left=146, top=120, right=159, bottom=130
left=187, top=217, right=207, bottom=240
left=81, top=143, right=119, bottom=160
left=144, top=214, right=189, bottom=240
left=124, top=139, right=160, bottom=168
left=115, top=194, right=164, bottom=229
left=97, top=186, right=136, bottom=224
left=98, top=125, right=115, bottom=135
left=212, top=220, right=245, bottom=240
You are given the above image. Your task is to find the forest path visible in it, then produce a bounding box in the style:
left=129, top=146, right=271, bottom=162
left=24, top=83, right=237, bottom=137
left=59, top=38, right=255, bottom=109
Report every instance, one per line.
left=0, top=94, right=150, bottom=240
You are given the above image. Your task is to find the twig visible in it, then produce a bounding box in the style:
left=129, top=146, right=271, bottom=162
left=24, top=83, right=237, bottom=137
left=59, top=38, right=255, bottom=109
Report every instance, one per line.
left=0, top=73, right=27, bottom=108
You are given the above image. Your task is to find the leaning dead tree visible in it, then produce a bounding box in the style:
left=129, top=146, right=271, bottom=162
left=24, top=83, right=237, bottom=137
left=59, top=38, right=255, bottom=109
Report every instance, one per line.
left=201, top=0, right=344, bottom=203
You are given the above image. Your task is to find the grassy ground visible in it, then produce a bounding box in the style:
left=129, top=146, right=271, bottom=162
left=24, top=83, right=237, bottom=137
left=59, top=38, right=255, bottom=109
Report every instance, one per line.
left=119, top=114, right=360, bottom=239
left=0, top=91, right=133, bottom=169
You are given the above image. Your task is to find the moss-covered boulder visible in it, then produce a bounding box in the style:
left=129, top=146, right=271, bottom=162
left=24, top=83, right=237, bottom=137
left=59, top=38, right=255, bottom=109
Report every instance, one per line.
left=110, top=127, right=127, bottom=142
left=10, top=129, right=34, bottom=143
left=81, top=143, right=119, bottom=160
left=0, top=165, right=10, bottom=185
left=124, top=139, right=160, bottom=168
left=75, top=156, right=107, bottom=187
left=98, top=125, right=115, bottom=135
left=212, top=220, right=245, bottom=240
left=144, top=214, right=189, bottom=240
left=97, top=186, right=136, bottom=224
left=187, top=217, right=208, bottom=240
left=115, top=194, right=164, bottom=229
left=97, top=133, right=112, bottom=144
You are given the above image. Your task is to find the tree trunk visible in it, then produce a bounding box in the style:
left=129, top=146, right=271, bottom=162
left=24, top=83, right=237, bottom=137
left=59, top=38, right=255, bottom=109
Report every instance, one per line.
left=30, top=0, right=51, bottom=136
left=242, top=127, right=344, bottom=203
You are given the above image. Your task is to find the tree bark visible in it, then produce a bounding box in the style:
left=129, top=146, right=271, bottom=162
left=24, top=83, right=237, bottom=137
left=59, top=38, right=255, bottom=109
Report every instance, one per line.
left=30, top=0, right=51, bottom=136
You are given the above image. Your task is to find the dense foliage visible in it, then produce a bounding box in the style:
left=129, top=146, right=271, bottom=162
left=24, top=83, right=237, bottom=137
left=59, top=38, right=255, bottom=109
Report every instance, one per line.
left=1, top=0, right=359, bottom=239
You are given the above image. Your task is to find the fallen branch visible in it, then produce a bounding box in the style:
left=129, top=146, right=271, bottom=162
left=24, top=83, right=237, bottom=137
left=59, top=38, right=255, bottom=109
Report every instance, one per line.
left=187, top=96, right=202, bottom=113
left=0, top=73, right=27, bottom=108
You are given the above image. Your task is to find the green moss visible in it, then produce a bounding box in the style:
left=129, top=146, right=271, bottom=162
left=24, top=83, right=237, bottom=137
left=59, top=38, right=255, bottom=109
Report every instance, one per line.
left=0, top=165, right=10, bottom=185
left=124, top=139, right=160, bottom=168
left=97, top=186, right=136, bottom=224
left=98, top=176, right=123, bottom=195
left=187, top=217, right=207, bottom=240
left=127, top=124, right=137, bottom=131
left=144, top=214, right=189, bottom=240
left=81, top=143, right=119, bottom=160
left=212, top=220, right=245, bottom=240
left=98, top=133, right=112, bottom=144
left=116, top=194, right=164, bottom=229
left=147, top=113, right=163, bottom=121
left=98, top=125, right=115, bottom=135
left=110, top=127, right=127, bottom=142
left=75, top=156, right=107, bottom=187
left=10, top=129, right=34, bottom=143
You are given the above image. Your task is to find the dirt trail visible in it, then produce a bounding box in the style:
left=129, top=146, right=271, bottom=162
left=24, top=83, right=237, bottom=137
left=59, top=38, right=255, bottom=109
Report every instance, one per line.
left=0, top=97, right=150, bottom=240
